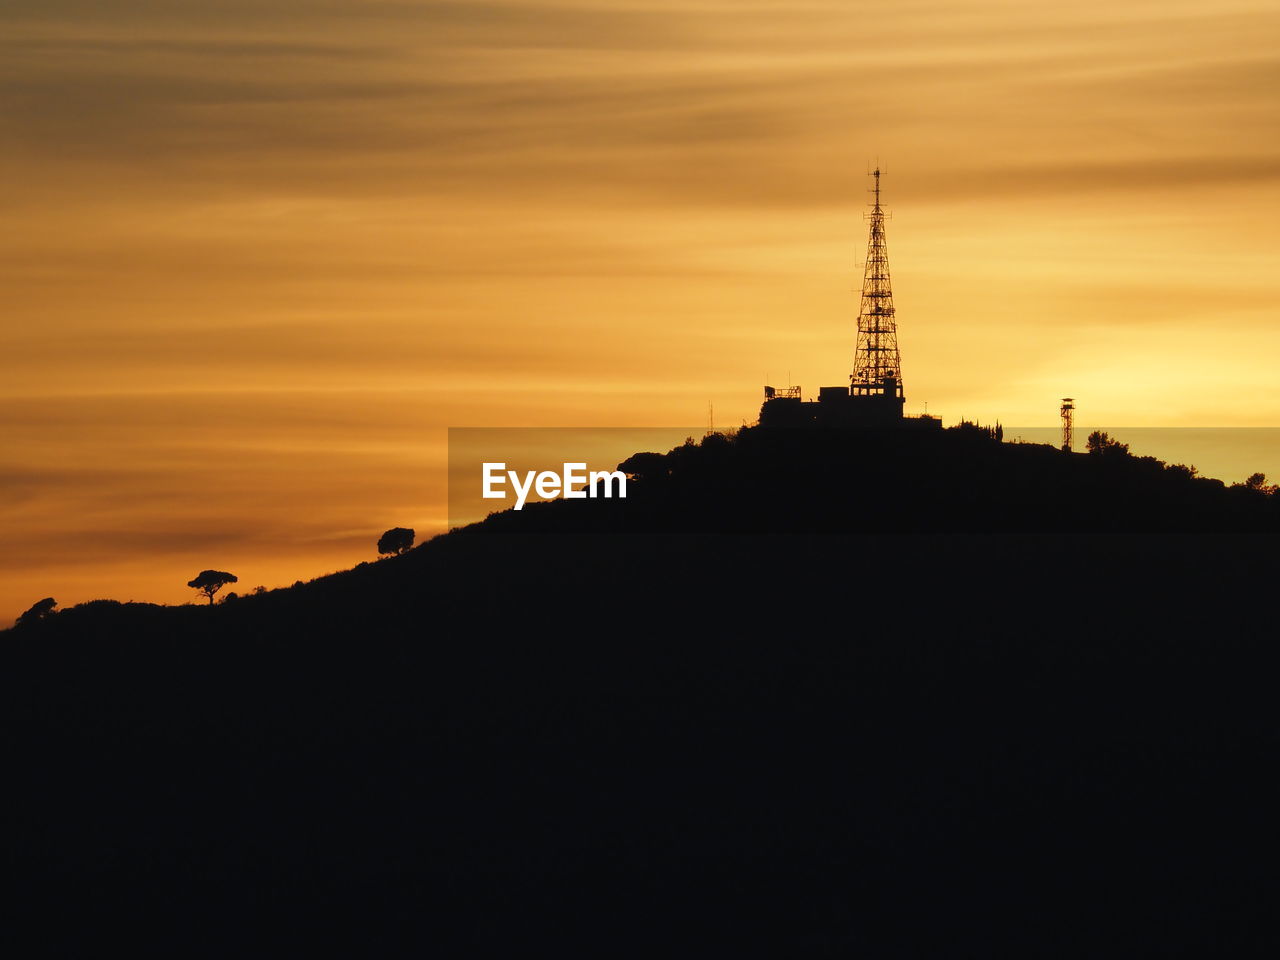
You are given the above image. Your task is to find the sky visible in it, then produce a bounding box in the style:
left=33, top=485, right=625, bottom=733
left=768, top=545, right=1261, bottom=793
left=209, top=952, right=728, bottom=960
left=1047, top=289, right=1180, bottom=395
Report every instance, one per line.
left=3, top=0, right=1280, bottom=621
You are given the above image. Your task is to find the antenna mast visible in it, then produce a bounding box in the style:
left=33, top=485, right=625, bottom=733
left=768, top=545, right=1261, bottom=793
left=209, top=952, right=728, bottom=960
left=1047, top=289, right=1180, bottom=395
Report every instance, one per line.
left=851, top=167, right=904, bottom=402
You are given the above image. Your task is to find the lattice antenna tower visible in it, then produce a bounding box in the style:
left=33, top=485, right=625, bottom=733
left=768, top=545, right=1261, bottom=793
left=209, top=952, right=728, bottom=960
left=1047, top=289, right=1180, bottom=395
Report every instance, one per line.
left=851, top=167, right=904, bottom=399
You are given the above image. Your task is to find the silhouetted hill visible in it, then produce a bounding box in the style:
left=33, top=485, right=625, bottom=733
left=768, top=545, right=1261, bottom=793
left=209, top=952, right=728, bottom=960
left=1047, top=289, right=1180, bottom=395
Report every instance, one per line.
left=485, top=422, right=1280, bottom=534
left=4, top=426, right=1279, bottom=954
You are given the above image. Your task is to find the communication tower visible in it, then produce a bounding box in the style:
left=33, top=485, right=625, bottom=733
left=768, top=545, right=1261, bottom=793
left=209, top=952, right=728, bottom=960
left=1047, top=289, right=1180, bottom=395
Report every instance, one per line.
left=851, top=168, right=903, bottom=403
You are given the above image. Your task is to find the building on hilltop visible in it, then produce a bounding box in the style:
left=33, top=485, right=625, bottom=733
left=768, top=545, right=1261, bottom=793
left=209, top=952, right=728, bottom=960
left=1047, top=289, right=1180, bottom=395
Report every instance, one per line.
left=760, top=168, right=941, bottom=431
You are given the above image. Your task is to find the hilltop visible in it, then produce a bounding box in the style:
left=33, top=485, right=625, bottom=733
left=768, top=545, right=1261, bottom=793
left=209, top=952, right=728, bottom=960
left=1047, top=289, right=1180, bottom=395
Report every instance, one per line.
left=13, top=422, right=1278, bottom=629
left=4, top=425, right=1279, bottom=953
left=484, top=421, right=1280, bottom=534
left=12, top=421, right=1279, bottom=642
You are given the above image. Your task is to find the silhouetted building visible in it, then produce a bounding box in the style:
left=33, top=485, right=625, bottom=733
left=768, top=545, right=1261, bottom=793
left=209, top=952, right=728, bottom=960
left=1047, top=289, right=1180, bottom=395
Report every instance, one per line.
left=761, top=378, right=939, bottom=429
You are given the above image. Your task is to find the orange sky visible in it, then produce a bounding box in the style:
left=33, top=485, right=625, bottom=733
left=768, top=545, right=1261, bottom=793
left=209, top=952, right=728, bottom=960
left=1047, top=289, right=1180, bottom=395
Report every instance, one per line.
left=3, top=0, right=1280, bottom=621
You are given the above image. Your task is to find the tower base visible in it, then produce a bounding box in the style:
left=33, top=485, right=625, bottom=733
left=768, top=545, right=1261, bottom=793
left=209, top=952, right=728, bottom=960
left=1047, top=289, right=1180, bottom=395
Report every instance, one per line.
left=759, top=379, right=939, bottom=430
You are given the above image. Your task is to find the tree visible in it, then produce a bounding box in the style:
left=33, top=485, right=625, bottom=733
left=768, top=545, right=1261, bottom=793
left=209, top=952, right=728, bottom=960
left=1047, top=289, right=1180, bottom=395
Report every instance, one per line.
left=618, top=451, right=668, bottom=481
left=187, top=570, right=238, bottom=605
left=1229, top=472, right=1275, bottom=494
left=377, top=527, right=415, bottom=557
left=1086, top=431, right=1129, bottom=457
left=16, top=597, right=56, bottom=626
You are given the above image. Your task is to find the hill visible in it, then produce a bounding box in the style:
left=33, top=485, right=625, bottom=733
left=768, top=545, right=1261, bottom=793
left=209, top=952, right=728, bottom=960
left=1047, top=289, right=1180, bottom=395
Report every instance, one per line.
left=486, top=422, right=1280, bottom=534
left=4, top=424, right=1279, bottom=953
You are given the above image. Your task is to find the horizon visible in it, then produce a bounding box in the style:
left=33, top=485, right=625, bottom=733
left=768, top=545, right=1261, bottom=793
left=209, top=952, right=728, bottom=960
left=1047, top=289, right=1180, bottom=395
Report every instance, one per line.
left=5, top=423, right=1279, bottom=624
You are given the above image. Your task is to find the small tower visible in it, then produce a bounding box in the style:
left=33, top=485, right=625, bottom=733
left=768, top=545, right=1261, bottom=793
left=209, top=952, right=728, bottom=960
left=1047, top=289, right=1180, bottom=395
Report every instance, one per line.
left=850, top=167, right=904, bottom=414
left=1060, top=398, right=1074, bottom=452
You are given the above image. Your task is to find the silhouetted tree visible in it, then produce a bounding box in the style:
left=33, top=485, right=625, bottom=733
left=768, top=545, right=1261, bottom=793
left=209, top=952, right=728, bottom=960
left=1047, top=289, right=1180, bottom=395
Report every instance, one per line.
left=377, top=527, right=415, bottom=557
left=1241, top=472, right=1273, bottom=493
left=1086, top=431, right=1129, bottom=457
left=16, top=597, right=56, bottom=626
left=619, top=451, right=667, bottom=480
left=187, top=570, right=238, bottom=605
left=949, top=420, right=1000, bottom=442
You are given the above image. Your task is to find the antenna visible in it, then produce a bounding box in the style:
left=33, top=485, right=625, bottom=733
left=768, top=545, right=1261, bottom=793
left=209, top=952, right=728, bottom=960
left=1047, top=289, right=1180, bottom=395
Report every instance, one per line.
left=851, top=166, right=903, bottom=402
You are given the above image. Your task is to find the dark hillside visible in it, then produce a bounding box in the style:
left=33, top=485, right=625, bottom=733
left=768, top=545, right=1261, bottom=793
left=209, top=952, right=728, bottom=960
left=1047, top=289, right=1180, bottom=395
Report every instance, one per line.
left=4, top=426, right=1279, bottom=953
left=483, top=423, right=1280, bottom=534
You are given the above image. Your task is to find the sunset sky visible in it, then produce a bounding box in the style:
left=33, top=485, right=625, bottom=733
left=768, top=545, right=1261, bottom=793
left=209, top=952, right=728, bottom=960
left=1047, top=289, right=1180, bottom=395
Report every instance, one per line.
left=4, top=0, right=1280, bottom=621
